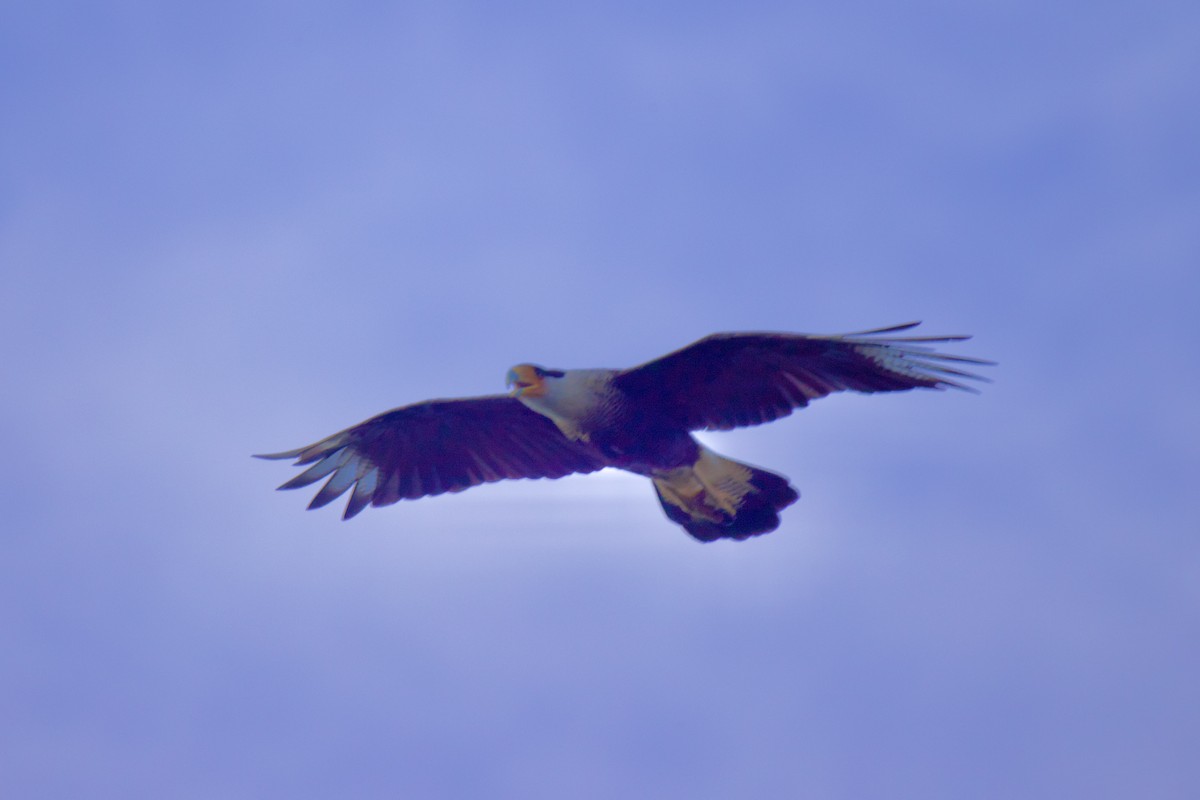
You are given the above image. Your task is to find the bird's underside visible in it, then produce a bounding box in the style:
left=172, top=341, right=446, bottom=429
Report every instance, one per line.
left=256, top=322, right=992, bottom=542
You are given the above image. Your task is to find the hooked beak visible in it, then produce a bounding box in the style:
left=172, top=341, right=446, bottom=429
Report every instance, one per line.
left=507, top=364, right=542, bottom=397
left=507, top=367, right=533, bottom=396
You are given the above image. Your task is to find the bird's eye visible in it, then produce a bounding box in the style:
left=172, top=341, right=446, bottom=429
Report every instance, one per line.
left=540, top=368, right=565, bottom=378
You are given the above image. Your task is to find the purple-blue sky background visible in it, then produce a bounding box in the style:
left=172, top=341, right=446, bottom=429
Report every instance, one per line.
left=3, top=2, right=1198, bottom=798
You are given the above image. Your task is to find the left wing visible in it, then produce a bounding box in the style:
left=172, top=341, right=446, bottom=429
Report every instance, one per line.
left=612, top=322, right=992, bottom=432
left=256, top=395, right=607, bottom=519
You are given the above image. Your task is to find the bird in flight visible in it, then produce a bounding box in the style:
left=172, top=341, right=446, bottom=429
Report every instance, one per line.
left=256, top=322, right=991, bottom=542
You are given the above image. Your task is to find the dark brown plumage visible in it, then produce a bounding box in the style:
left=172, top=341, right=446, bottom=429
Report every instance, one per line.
left=257, top=322, right=991, bottom=539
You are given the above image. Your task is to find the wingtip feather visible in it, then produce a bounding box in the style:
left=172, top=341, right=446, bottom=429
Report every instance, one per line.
left=253, top=448, right=306, bottom=460
left=842, top=321, right=922, bottom=336
left=341, top=469, right=379, bottom=520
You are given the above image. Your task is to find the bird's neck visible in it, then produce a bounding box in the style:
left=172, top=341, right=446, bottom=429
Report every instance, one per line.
left=519, top=369, right=617, bottom=440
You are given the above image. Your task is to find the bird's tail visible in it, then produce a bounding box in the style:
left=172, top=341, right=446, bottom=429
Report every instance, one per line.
left=652, top=446, right=799, bottom=542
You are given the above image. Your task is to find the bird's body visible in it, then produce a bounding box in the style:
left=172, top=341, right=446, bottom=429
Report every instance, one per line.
left=503, top=363, right=798, bottom=540
left=257, top=323, right=991, bottom=542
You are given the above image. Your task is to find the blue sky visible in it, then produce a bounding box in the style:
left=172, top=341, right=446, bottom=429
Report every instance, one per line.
left=3, top=2, right=1198, bottom=798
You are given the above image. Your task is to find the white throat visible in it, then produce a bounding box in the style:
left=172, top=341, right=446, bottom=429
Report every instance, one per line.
left=519, top=368, right=616, bottom=440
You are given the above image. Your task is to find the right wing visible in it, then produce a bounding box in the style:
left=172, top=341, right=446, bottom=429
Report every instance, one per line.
left=612, top=323, right=992, bottom=431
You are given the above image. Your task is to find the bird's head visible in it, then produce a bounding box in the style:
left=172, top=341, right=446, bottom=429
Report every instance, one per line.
left=506, top=364, right=565, bottom=398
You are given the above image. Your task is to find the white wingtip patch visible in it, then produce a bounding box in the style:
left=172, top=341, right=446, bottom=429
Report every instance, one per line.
left=854, top=342, right=991, bottom=390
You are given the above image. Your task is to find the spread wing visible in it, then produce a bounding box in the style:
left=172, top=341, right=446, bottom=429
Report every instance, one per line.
left=255, top=395, right=608, bottom=519
left=612, top=322, right=993, bottom=431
